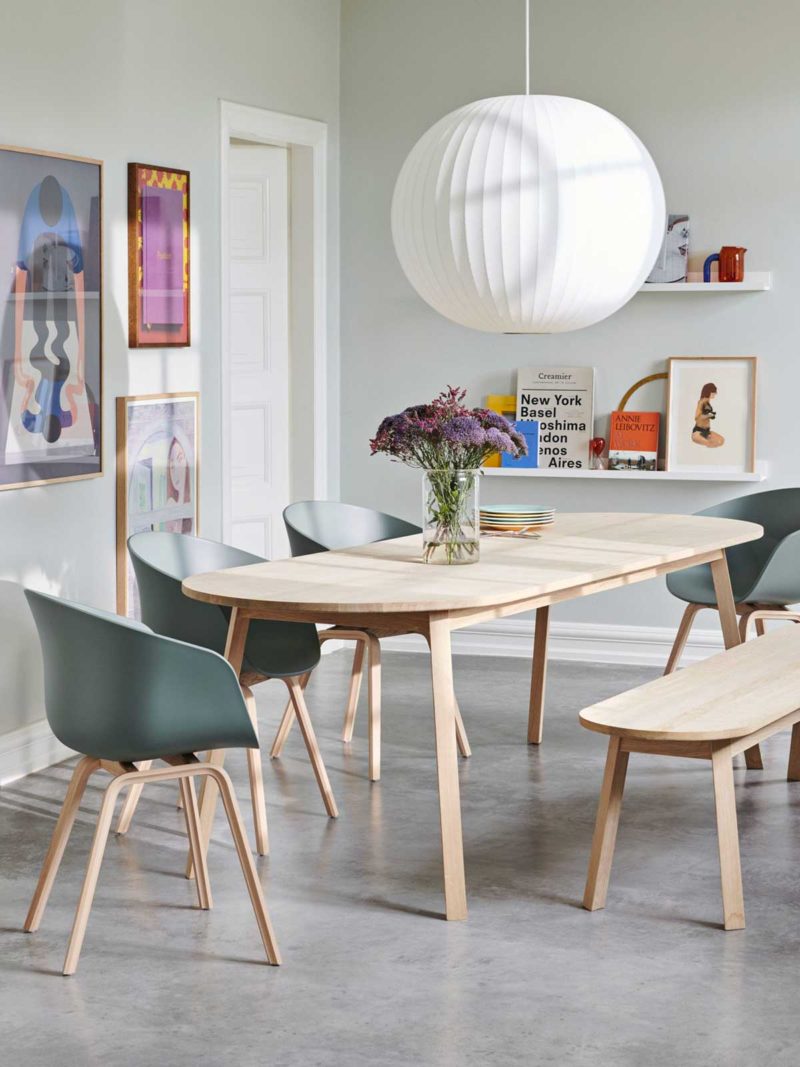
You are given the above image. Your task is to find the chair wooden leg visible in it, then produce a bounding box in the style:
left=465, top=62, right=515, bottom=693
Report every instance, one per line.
left=114, top=759, right=153, bottom=835
left=179, top=777, right=212, bottom=910
left=186, top=747, right=227, bottom=880
left=527, top=605, right=550, bottom=743
left=342, top=638, right=367, bottom=743
left=365, top=634, right=382, bottom=781
left=24, top=756, right=101, bottom=933
left=788, top=722, right=800, bottom=782
left=208, top=766, right=281, bottom=965
left=738, top=606, right=755, bottom=642
left=270, top=671, right=310, bottom=759
left=454, top=698, right=471, bottom=758
left=711, top=745, right=745, bottom=930
left=188, top=605, right=252, bottom=879
left=63, top=773, right=128, bottom=975
left=583, top=737, right=629, bottom=911
left=284, top=676, right=339, bottom=818
left=664, top=603, right=702, bottom=675
left=242, top=685, right=269, bottom=856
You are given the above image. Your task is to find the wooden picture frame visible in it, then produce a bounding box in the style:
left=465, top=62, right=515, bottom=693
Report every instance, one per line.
left=0, top=144, right=102, bottom=490
left=665, top=356, right=757, bottom=474
left=127, top=163, right=190, bottom=347
left=116, top=392, right=199, bottom=617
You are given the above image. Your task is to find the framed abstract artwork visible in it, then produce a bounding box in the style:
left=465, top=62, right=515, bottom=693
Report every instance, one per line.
left=665, top=356, right=757, bottom=474
left=0, top=144, right=102, bottom=490
left=116, top=392, right=199, bottom=617
left=127, top=163, right=190, bottom=347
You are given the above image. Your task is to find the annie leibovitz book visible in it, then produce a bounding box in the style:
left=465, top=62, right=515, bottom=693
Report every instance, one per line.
left=516, top=367, right=595, bottom=469
left=608, top=411, right=660, bottom=471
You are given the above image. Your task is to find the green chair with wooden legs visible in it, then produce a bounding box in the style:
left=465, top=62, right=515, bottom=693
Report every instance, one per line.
left=116, top=532, right=337, bottom=855
left=279, top=500, right=472, bottom=782
left=665, top=488, right=800, bottom=671
left=664, top=488, right=800, bottom=770
left=23, top=590, right=280, bottom=975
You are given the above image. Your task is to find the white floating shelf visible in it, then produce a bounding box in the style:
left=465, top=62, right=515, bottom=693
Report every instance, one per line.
left=484, top=463, right=767, bottom=483
left=639, top=271, right=771, bottom=292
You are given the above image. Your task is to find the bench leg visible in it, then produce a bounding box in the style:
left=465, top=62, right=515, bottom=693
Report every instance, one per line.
left=583, top=737, right=629, bottom=911
left=710, top=558, right=763, bottom=770
left=711, top=745, right=745, bottom=930
left=788, top=723, right=800, bottom=782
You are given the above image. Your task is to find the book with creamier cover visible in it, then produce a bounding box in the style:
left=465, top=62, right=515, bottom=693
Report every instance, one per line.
left=608, top=411, right=660, bottom=471
left=516, top=367, right=595, bottom=469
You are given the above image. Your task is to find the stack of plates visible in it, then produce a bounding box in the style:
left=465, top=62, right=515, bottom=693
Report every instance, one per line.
left=479, top=504, right=556, bottom=532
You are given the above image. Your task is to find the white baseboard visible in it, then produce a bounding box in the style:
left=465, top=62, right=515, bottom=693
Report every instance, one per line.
left=0, top=720, right=75, bottom=787
left=378, top=618, right=725, bottom=669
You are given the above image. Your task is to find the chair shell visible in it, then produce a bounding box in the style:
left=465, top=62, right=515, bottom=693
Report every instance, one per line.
left=666, top=488, right=800, bottom=607
left=128, top=530, right=321, bottom=678
left=283, top=500, right=420, bottom=556
left=26, top=591, right=255, bottom=763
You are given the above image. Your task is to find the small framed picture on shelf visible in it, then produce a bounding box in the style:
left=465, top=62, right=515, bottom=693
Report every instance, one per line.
left=665, top=357, right=757, bottom=474
left=128, top=163, right=190, bottom=347
left=116, top=392, right=199, bottom=617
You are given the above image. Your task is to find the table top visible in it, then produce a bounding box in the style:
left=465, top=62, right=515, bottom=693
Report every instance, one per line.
left=182, top=512, right=762, bottom=616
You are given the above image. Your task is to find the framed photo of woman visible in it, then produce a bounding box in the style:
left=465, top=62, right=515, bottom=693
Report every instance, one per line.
left=116, top=392, right=199, bottom=617
left=0, top=145, right=102, bottom=490
left=664, top=356, right=757, bottom=474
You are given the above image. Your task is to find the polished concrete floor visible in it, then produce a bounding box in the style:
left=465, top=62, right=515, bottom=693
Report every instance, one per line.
left=2, top=648, right=800, bottom=1065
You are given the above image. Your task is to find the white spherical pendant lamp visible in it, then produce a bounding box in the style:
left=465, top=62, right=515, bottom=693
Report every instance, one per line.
left=391, top=21, right=665, bottom=334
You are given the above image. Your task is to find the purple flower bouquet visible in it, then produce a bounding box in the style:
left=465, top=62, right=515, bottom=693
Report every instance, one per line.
left=370, top=387, right=527, bottom=564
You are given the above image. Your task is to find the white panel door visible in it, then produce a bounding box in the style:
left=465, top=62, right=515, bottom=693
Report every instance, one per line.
left=226, top=143, right=290, bottom=558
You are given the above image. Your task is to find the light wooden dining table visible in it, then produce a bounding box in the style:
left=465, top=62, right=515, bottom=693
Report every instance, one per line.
left=182, top=511, right=762, bottom=921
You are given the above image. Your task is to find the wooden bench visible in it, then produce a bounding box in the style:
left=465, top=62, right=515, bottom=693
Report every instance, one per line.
left=580, top=620, right=800, bottom=930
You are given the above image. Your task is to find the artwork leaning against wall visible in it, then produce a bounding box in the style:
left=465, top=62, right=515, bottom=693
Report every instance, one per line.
left=116, top=392, right=199, bottom=618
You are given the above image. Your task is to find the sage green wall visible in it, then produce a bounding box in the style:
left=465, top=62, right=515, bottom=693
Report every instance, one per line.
left=340, top=0, right=797, bottom=631
left=0, top=0, right=340, bottom=739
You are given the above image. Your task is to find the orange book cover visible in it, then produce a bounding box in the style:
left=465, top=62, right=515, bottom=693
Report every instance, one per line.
left=608, top=411, right=660, bottom=471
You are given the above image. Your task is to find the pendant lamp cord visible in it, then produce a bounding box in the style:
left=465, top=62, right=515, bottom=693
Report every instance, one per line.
left=525, top=0, right=531, bottom=94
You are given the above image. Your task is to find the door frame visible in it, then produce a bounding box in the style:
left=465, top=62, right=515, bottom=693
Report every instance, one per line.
left=219, top=99, right=331, bottom=544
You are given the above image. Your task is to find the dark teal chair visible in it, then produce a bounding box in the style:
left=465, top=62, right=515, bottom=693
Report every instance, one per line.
left=117, top=532, right=337, bottom=848
left=24, top=590, right=280, bottom=975
left=278, top=501, right=471, bottom=780
left=284, top=500, right=420, bottom=557
left=665, top=488, right=800, bottom=674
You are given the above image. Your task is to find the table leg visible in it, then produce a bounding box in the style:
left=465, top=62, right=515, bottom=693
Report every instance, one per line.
left=188, top=607, right=251, bottom=878
left=527, top=605, right=550, bottom=744
left=427, top=615, right=467, bottom=921
left=710, top=555, right=763, bottom=770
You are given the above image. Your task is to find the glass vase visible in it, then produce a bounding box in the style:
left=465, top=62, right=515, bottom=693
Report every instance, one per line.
left=422, top=469, right=480, bottom=565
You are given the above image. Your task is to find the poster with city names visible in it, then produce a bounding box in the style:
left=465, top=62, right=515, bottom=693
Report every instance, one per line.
left=515, top=366, right=595, bottom=469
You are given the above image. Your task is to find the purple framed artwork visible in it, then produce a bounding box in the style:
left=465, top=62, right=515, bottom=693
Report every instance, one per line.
left=128, top=163, right=190, bottom=347
left=0, top=145, right=102, bottom=490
